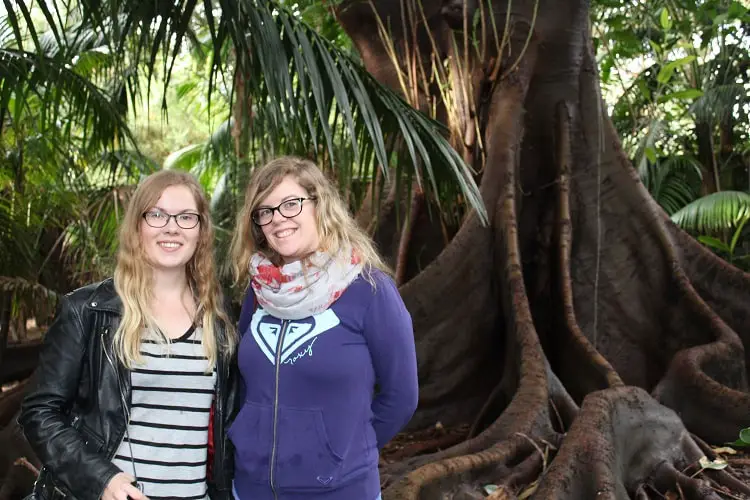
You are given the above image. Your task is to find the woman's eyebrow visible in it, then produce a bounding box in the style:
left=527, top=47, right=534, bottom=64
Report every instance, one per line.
left=257, top=195, right=305, bottom=208
left=150, top=206, right=199, bottom=213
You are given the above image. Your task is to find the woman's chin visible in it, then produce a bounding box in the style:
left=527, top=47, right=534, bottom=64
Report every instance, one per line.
left=280, top=253, right=303, bottom=265
left=279, top=248, right=317, bottom=265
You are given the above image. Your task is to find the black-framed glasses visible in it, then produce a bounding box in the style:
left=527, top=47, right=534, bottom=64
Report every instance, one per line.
left=142, top=210, right=201, bottom=229
left=252, top=197, right=316, bottom=226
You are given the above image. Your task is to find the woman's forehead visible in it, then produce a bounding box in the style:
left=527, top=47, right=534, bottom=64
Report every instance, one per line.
left=259, top=177, right=309, bottom=204
left=152, top=184, right=199, bottom=211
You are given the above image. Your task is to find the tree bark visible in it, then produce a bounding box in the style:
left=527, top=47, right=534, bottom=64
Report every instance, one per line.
left=339, top=0, right=750, bottom=498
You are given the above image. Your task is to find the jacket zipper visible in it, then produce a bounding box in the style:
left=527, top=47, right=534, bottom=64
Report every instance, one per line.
left=101, top=329, right=128, bottom=461
left=213, top=347, right=226, bottom=487
left=269, top=320, right=288, bottom=500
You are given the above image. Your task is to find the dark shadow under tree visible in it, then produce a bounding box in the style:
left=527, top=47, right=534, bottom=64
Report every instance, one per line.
left=335, top=0, right=750, bottom=498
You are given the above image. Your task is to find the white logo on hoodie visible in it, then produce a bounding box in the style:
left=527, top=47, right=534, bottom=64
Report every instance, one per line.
left=250, top=309, right=340, bottom=365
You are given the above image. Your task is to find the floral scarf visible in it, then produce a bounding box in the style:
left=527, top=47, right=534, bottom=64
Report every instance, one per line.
left=249, top=248, right=363, bottom=320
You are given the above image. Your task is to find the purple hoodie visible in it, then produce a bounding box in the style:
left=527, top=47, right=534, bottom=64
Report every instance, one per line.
left=229, top=269, right=418, bottom=500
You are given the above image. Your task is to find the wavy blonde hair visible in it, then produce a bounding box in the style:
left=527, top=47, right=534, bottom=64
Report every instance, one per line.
left=114, top=170, right=235, bottom=369
left=230, top=156, right=391, bottom=287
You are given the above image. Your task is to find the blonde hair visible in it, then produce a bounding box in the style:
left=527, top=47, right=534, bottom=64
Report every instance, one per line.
left=230, top=156, right=390, bottom=287
left=113, top=169, right=235, bottom=369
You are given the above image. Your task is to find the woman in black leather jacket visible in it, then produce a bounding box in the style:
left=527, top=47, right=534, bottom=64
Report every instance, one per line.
left=19, top=170, right=239, bottom=500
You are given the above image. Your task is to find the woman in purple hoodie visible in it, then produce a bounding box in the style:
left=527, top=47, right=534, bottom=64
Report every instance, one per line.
left=228, top=156, right=419, bottom=500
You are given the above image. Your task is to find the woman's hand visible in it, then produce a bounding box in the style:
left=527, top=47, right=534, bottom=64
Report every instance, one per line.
left=102, top=472, right=148, bottom=500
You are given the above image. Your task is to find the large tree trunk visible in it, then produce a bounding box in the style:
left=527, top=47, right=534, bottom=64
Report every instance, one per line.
left=338, top=0, right=750, bottom=498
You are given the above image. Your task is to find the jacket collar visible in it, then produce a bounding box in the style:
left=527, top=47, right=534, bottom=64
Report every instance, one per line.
left=83, top=278, right=230, bottom=357
left=85, top=278, right=123, bottom=314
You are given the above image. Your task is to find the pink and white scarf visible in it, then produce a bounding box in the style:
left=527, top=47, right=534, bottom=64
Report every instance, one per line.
left=249, top=248, right=363, bottom=320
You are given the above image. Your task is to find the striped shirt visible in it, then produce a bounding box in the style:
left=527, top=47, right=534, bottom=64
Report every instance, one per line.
left=112, top=325, right=216, bottom=500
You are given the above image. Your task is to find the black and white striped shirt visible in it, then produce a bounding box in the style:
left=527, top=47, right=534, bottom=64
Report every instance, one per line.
left=112, top=325, right=216, bottom=500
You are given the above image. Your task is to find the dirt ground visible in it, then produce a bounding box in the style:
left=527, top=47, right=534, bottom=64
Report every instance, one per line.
left=381, top=423, right=750, bottom=499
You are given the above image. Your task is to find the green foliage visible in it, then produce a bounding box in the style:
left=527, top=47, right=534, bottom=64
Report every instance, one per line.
left=593, top=0, right=750, bottom=271
left=727, top=427, right=750, bottom=448
left=0, top=2, right=158, bottom=318
left=642, top=154, right=703, bottom=215
left=0, top=0, right=492, bottom=319
left=671, top=191, right=750, bottom=233
left=671, top=191, right=750, bottom=269
left=233, top=0, right=484, bottom=222
left=0, top=48, right=134, bottom=154
left=594, top=0, right=750, bottom=161
left=35, top=0, right=485, bottom=223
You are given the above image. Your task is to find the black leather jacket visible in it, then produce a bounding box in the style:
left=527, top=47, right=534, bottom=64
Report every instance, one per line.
left=19, top=279, right=239, bottom=500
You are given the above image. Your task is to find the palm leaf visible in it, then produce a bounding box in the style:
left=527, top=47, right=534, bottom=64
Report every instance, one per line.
left=10, top=0, right=486, bottom=220
left=0, top=276, right=59, bottom=305
left=234, top=0, right=484, bottom=221
left=164, top=144, right=206, bottom=171
left=91, top=149, right=159, bottom=180
left=633, top=119, right=665, bottom=180
left=0, top=198, right=35, bottom=277
left=61, top=183, right=136, bottom=281
left=647, top=155, right=703, bottom=215
left=0, top=48, right=135, bottom=152
left=163, top=117, right=235, bottom=192
left=0, top=12, right=15, bottom=48
left=58, top=0, right=487, bottom=222
left=690, top=83, right=747, bottom=124
left=670, top=191, right=750, bottom=233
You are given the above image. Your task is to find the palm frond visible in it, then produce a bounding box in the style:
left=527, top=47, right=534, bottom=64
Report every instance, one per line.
left=670, top=191, right=750, bottom=233
left=0, top=48, right=134, bottom=152
left=690, top=83, right=747, bottom=124
left=61, top=184, right=136, bottom=281
left=67, top=0, right=486, bottom=222
left=91, top=149, right=159, bottom=180
left=0, top=198, right=35, bottom=277
left=233, top=0, right=485, bottom=221
left=163, top=119, right=234, bottom=193
left=164, top=144, right=205, bottom=171
left=10, top=0, right=487, bottom=220
left=0, top=13, right=15, bottom=47
left=207, top=118, right=234, bottom=156
left=0, top=276, right=59, bottom=304
left=633, top=119, right=665, bottom=179
left=647, top=155, right=703, bottom=215
left=1, top=0, right=42, bottom=54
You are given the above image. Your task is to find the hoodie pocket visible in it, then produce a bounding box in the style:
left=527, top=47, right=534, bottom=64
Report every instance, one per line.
left=275, top=406, right=343, bottom=490
left=227, top=401, right=273, bottom=484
